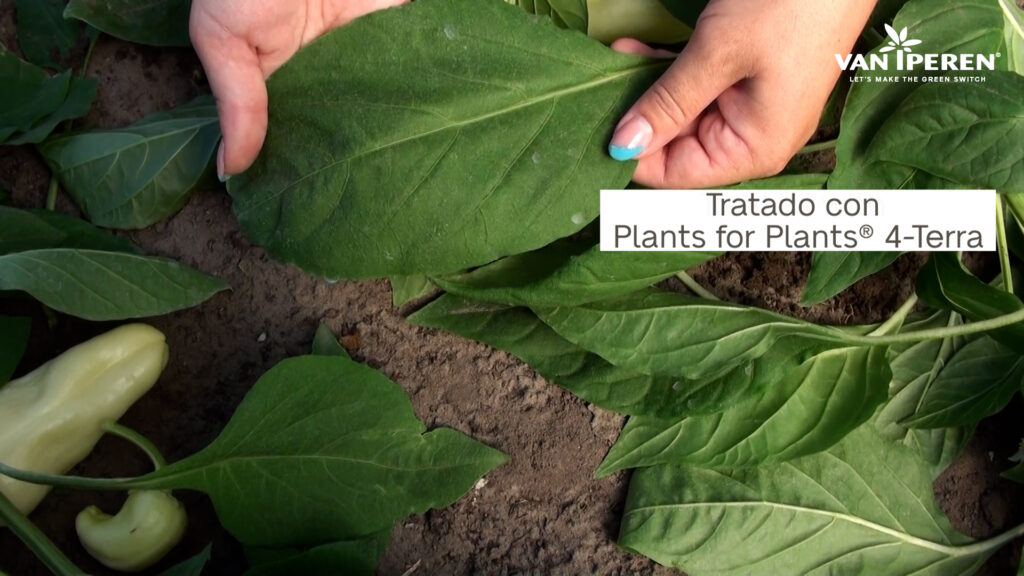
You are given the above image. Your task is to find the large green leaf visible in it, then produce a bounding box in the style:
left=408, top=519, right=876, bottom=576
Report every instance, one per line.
left=829, top=0, right=1006, bottom=189
left=537, top=291, right=849, bottom=380
left=41, top=95, right=220, bottom=229
left=228, top=0, right=667, bottom=279
left=311, top=323, right=350, bottom=358
left=390, top=275, right=437, bottom=308
left=619, top=426, right=1010, bottom=576
left=504, top=0, right=588, bottom=33
left=244, top=531, right=389, bottom=576
left=0, top=49, right=95, bottom=145
left=917, top=252, right=1024, bottom=352
left=133, top=356, right=507, bottom=547
left=866, top=71, right=1024, bottom=191
left=437, top=241, right=720, bottom=308
left=801, top=252, right=901, bottom=305
left=411, top=295, right=822, bottom=418
left=874, top=311, right=969, bottom=476
left=0, top=249, right=228, bottom=320
left=0, top=206, right=138, bottom=255
left=1001, top=0, right=1024, bottom=74
left=15, top=0, right=80, bottom=69
left=904, top=336, right=1024, bottom=429
left=63, top=0, right=191, bottom=47
left=155, top=545, right=211, bottom=576
left=0, top=316, right=31, bottom=386
left=597, top=345, right=890, bottom=475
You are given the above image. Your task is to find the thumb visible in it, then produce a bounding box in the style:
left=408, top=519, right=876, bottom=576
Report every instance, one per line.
left=191, top=17, right=268, bottom=180
left=609, top=34, right=744, bottom=162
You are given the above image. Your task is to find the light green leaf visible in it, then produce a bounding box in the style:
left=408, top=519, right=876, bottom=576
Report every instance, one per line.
left=390, top=275, right=437, bottom=308
left=41, top=95, right=220, bottom=229
left=830, top=0, right=1006, bottom=189
left=504, top=0, right=588, bottom=33
left=411, top=295, right=820, bottom=418
left=0, top=49, right=95, bottom=145
left=133, top=356, right=507, bottom=547
left=0, top=249, right=228, bottom=320
left=311, top=323, right=350, bottom=359
left=904, top=336, right=1024, bottom=429
left=16, top=0, right=80, bottom=69
left=586, top=0, right=691, bottom=44
left=229, top=0, right=667, bottom=279
left=537, top=291, right=848, bottom=380
left=1000, top=0, right=1024, bottom=74
left=866, top=71, right=1024, bottom=191
left=436, top=240, right=720, bottom=308
left=244, top=531, right=389, bottom=576
left=597, top=345, right=890, bottom=475
left=156, top=545, right=211, bottom=576
left=619, top=426, right=1015, bottom=576
left=63, top=0, right=191, bottom=47
left=0, top=316, right=31, bottom=387
left=801, top=252, right=901, bottom=305
left=0, top=206, right=138, bottom=255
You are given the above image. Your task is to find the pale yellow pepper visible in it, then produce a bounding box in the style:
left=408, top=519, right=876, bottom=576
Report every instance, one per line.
left=76, top=490, right=187, bottom=572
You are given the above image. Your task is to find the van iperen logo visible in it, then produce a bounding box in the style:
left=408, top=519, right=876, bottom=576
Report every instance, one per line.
left=835, top=22, right=999, bottom=82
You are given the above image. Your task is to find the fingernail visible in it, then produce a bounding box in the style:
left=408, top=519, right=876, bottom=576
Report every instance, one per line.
left=609, top=116, right=653, bottom=161
left=217, top=143, right=230, bottom=183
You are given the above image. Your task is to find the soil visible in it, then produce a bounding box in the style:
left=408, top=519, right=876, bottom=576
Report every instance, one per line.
left=1, top=4, right=1023, bottom=575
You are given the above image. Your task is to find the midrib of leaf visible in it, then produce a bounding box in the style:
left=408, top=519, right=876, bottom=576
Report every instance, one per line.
left=624, top=501, right=1000, bottom=556
left=245, top=60, right=669, bottom=214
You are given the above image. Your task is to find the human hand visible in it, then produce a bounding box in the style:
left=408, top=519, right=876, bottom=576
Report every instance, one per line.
left=190, top=0, right=407, bottom=180
left=608, top=0, right=877, bottom=188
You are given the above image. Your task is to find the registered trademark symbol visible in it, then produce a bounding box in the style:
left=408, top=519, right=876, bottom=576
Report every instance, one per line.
left=997, top=53, right=1002, bottom=57
left=860, top=225, right=874, bottom=239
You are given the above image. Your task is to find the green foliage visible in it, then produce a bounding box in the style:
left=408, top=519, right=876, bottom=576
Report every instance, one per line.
left=390, top=275, right=437, bottom=308
left=504, top=0, right=588, bottom=33
left=41, top=96, right=220, bottom=230
left=0, top=49, right=95, bottom=145
left=311, top=323, right=350, bottom=358
left=155, top=545, right=211, bottom=576
left=228, top=0, right=666, bottom=279
left=244, top=532, right=389, bottom=576
left=15, top=0, right=80, bottom=69
left=63, top=0, right=191, bottom=47
left=801, top=252, right=901, bottom=305
left=132, top=355, right=507, bottom=547
left=0, top=206, right=138, bottom=255
left=0, top=317, right=31, bottom=386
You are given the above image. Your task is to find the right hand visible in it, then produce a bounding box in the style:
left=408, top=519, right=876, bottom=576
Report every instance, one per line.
left=190, top=0, right=407, bottom=180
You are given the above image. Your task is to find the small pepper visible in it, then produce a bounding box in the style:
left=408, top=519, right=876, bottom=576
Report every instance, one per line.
left=0, top=324, right=169, bottom=516
left=76, top=490, right=187, bottom=572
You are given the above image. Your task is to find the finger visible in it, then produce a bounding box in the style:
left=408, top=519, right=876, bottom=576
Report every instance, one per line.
left=609, top=38, right=677, bottom=59
left=190, top=12, right=268, bottom=179
left=608, top=33, right=747, bottom=163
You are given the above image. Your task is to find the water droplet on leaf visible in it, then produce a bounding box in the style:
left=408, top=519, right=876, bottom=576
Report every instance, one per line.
left=571, top=212, right=586, bottom=225
left=444, top=25, right=457, bottom=39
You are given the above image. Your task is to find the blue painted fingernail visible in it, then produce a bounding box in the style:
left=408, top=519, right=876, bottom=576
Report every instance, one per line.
left=609, top=145, right=644, bottom=161
left=609, top=116, right=653, bottom=162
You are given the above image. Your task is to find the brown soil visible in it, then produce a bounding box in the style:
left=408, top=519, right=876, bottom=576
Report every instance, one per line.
left=1, top=4, right=1023, bottom=575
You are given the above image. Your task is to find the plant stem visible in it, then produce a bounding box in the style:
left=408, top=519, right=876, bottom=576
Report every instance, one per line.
left=951, top=521, right=1024, bottom=557
left=0, top=490, right=85, bottom=576
left=45, top=177, right=58, bottom=211
left=102, top=421, right=166, bottom=470
left=675, top=271, right=719, bottom=300
left=868, top=294, right=919, bottom=336
left=797, top=138, right=838, bottom=156
left=0, top=461, right=134, bottom=492
left=80, top=32, right=100, bottom=79
left=996, top=196, right=1014, bottom=294
left=843, top=305, right=1024, bottom=346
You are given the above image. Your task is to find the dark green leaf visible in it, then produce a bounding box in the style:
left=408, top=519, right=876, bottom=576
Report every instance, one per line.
left=245, top=531, right=389, bottom=576
left=229, top=0, right=667, bottom=279
left=16, top=0, right=80, bottom=69
left=437, top=240, right=720, bottom=308
left=829, top=0, right=1006, bottom=189
left=134, top=356, right=507, bottom=547
left=801, top=252, right=901, bottom=305
left=504, top=0, right=588, bottom=33
left=537, top=291, right=848, bottom=380
left=657, top=0, right=709, bottom=27
left=874, top=311, right=969, bottom=476
left=63, top=0, right=191, bottom=47
left=0, top=206, right=138, bottom=255
left=0, top=316, right=31, bottom=386
left=41, top=95, right=220, bottom=229
left=156, top=544, right=211, bottom=576
left=620, top=426, right=999, bottom=576
left=0, top=249, right=228, bottom=320
left=597, top=345, right=890, bottom=475
left=0, top=49, right=95, bottom=145
left=390, top=275, right=437, bottom=308
left=411, top=295, right=821, bottom=418
left=904, top=336, right=1024, bottom=429
left=311, top=323, right=350, bottom=358
left=866, top=71, right=1024, bottom=191
left=917, top=252, right=1024, bottom=352
left=1005, top=461, right=1024, bottom=483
